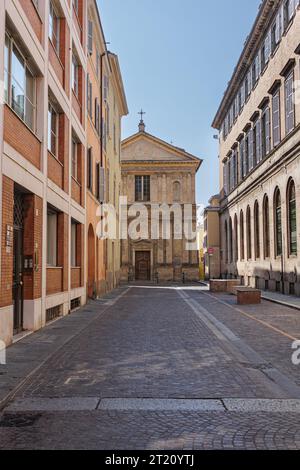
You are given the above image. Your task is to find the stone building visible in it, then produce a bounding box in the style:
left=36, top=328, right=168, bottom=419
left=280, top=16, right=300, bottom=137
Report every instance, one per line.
left=212, top=0, right=300, bottom=294
left=120, top=119, right=202, bottom=282
left=203, top=195, right=221, bottom=280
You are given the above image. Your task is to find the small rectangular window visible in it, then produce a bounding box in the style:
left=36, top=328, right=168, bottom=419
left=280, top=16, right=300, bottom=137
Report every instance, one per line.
left=71, top=220, right=78, bottom=267
left=72, top=139, right=78, bottom=180
left=285, top=71, right=295, bottom=135
left=48, top=102, right=58, bottom=156
left=47, top=210, right=58, bottom=266
left=135, top=175, right=150, bottom=202
left=49, top=1, right=60, bottom=53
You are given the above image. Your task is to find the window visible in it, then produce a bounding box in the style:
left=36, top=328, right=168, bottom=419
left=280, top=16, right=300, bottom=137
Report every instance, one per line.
left=87, top=74, right=92, bottom=117
left=47, top=210, right=58, bottom=266
left=4, top=35, right=9, bottom=103
left=254, top=201, right=260, bottom=260
left=113, top=123, right=116, bottom=152
left=173, top=181, right=181, bottom=202
left=261, top=107, right=271, bottom=158
left=274, top=188, right=282, bottom=257
left=239, top=138, right=245, bottom=181
left=5, top=34, right=36, bottom=131
left=87, top=147, right=93, bottom=191
left=96, top=164, right=105, bottom=202
left=224, top=221, right=228, bottom=264
left=88, top=19, right=93, bottom=55
left=285, top=71, right=294, bottom=135
left=72, top=139, right=78, bottom=180
left=272, top=89, right=281, bottom=146
left=229, top=218, right=233, bottom=263
left=95, top=98, right=100, bottom=135
left=135, top=176, right=150, bottom=202
left=287, top=180, right=297, bottom=256
left=71, top=220, right=78, bottom=267
left=72, top=54, right=79, bottom=96
left=248, top=128, right=254, bottom=171
left=73, top=0, right=79, bottom=15
left=263, top=196, right=270, bottom=259
left=49, top=1, right=60, bottom=53
left=234, top=215, right=238, bottom=262
left=48, top=102, right=58, bottom=156
left=240, top=210, right=244, bottom=261
left=96, top=51, right=101, bottom=79
left=283, top=0, right=294, bottom=31
left=246, top=206, right=252, bottom=260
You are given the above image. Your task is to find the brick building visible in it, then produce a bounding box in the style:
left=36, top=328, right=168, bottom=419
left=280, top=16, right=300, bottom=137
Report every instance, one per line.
left=212, top=0, right=300, bottom=294
left=0, top=0, right=126, bottom=346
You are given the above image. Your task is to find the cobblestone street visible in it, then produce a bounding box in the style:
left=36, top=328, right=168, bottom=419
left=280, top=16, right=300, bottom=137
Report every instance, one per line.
left=1, top=285, right=300, bottom=450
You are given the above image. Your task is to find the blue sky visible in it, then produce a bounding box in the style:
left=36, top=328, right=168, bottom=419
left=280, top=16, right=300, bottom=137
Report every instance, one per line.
left=97, top=0, right=261, bottom=207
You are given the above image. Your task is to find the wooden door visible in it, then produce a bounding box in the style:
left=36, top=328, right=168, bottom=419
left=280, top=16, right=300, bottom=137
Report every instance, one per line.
left=135, top=251, right=150, bottom=281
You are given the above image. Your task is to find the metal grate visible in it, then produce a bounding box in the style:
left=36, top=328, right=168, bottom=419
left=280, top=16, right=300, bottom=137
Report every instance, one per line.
left=13, top=191, right=24, bottom=229
left=71, top=297, right=81, bottom=311
left=46, top=305, right=62, bottom=323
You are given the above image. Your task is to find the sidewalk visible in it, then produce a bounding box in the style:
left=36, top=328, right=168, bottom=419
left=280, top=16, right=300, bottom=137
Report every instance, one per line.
left=0, top=287, right=128, bottom=411
left=261, top=290, right=300, bottom=311
left=199, top=279, right=300, bottom=311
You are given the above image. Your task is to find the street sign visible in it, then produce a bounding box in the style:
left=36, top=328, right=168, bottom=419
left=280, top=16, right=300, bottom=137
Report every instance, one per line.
left=208, top=247, right=214, bottom=256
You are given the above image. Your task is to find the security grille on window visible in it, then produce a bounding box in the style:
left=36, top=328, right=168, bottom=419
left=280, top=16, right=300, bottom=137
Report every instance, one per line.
left=49, top=1, right=60, bottom=53
left=4, top=33, right=36, bottom=131
left=48, top=102, right=58, bottom=156
left=135, top=176, right=150, bottom=202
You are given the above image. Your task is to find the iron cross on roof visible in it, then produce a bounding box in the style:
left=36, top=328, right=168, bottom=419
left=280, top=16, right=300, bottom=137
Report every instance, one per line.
left=138, top=109, right=146, bottom=122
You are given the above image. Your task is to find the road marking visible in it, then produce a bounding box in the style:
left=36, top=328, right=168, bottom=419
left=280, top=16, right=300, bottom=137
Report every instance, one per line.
left=5, top=397, right=300, bottom=413
left=177, top=289, right=300, bottom=398
left=204, top=292, right=299, bottom=342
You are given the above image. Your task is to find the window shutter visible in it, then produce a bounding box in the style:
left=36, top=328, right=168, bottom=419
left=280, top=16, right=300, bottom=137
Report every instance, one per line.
left=285, top=73, right=294, bottom=134
left=272, top=91, right=280, bottom=146
left=256, top=119, right=262, bottom=163
left=265, top=31, right=271, bottom=62
left=98, top=166, right=105, bottom=203
left=288, top=0, right=295, bottom=20
left=240, top=140, right=245, bottom=180
left=88, top=20, right=93, bottom=55
left=247, top=69, right=252, bottom=95
left=275, top=12, right=280, bottom=43
left=265, top=108, right=271, bottom=155
left=248, top=129, right=254, bottom=170
left=223, top=163, right=228, bottom=195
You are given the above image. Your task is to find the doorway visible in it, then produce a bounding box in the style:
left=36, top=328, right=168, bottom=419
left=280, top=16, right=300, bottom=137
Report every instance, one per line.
left=13, top=191, right=24, bottom=334
left=135, top=251, right=151, bottom=281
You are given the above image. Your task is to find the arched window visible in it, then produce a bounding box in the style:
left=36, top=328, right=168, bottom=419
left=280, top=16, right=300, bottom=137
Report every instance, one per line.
left=246, top=206, right=252, bottom=260
left=234, top=214, right=238, bottom=262
left=274, top=188, right=282, bottom=257
left=287, top=179, right=297, bottom=256
left=240, top=210, right=244, bottom=261
left=224, top=220, right=228, bottom=264
left=254, top=201, right=260, bottom=259
left=173, top=181, right=181, bottom=202
left=229, top=217, right=233, bottom=263
left=263, top=195, right=270, bottom=258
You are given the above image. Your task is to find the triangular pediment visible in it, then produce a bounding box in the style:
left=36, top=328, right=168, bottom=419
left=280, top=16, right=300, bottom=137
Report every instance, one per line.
left=121, top=132, right=202, bottom=169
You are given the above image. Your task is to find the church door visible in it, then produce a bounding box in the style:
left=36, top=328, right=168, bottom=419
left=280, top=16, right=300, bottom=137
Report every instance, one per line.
left=135, top=251, right=150, bottom=281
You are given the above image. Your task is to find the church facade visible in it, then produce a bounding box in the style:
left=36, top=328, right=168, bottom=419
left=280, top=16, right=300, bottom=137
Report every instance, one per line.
left=120, top=119, right=202, bottom=283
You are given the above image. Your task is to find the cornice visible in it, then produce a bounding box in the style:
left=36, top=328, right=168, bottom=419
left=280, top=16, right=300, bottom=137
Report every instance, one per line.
left=212, top=0, right=280, bottom=129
